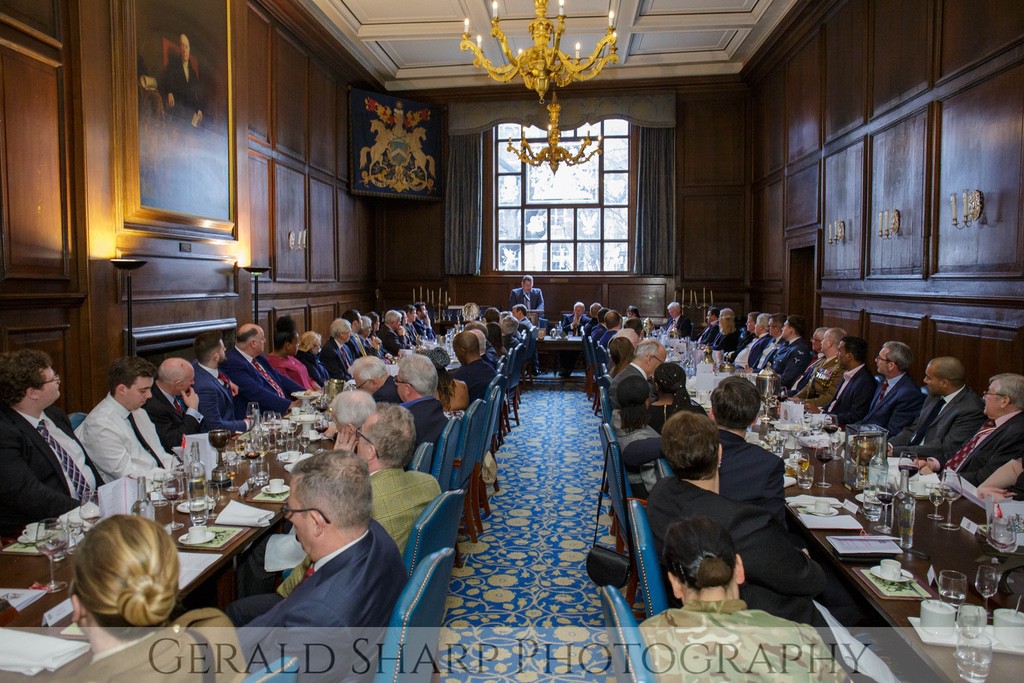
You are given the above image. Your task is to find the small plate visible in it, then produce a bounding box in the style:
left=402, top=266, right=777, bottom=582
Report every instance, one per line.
left=799, top=507, right=839, bottom=517
left=277, top=451, right=301, bottom=463
left=176, top=496, right=216, bottom=514
left=261, top=484, right=290, bottom=496
left=179, top=530, right=215, bottom=546
left=291, top=390, right=322, bottom=400
left=18, top=533, right=49, bottom=544
left=870, top=566, right=913, bottom=583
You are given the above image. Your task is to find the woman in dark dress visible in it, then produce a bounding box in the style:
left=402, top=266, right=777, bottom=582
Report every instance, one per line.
left=296, top=330, right=330, bottom=388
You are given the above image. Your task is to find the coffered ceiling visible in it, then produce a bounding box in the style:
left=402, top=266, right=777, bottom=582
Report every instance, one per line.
left=299, top=0, right=799, bottom=92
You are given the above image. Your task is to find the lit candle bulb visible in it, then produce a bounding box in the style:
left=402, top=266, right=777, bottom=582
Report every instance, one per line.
left=476, top=34, right=482, bottom=48
left=559, top=0, right=565, bottom=16
left=608, top=10, right=614, bottom=27
left=492, top=1, right=498, bottom=20
left=464, top=17, right=469, bottom=33
left=575, top=42, right=580, bottom=59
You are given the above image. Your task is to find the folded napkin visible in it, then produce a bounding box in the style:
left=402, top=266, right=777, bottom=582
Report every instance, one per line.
left=787, top=495, right=841, bottom=507
left=215, top=500, right=274, bottom=527
left=796, top=433, right=831, bottom=448
left=0, top=628, right=90, bottom=675
left=264, top=531, right=305, bottom=572
left=783, top=476, right=797, bottom=488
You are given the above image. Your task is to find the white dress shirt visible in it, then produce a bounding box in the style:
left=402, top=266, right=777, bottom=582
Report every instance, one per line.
left=75, top=394, right=172, bottom=483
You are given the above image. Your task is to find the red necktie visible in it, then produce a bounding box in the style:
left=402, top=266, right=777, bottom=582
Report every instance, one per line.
left=251, top=359, right=285, bottom=397
left=217, top=371, right=231, bottom=389
left=303, top=564, right=315, bottom=580
left=945, top=419, right=997, bottom=472
left=876, top=380, right=889, bottom=404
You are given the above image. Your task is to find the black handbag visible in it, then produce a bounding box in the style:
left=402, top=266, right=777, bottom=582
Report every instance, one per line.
left=585, top=449, right=631, bottom=587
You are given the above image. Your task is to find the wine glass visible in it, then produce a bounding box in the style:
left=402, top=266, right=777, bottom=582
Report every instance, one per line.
left=246, top=401, right=261, bottom=429
left=35, top=519, right=68, bottom=593
left=814, top=444, right=835, bottom=488
left=938, top=569, right=968, bottom=607
left=313, top=414, right=331, bottom=441
left=162, top=468, right=185, bottom=530
left=149, top=469, right=169, bottom=508
left=874, top=480, right=897, bottom=534
left=224, top=450, right=240, bottom=492
left=927, top=483, right=946, bottom=521
left=298, top=424, right=312, bottom=452
left=940, top=471, right=963, bottom=531
left=975, top=565, right=1000, bottom=617
left=957, top=603, right=987, bottom=638
left=79, top=491, right=101, bottom=529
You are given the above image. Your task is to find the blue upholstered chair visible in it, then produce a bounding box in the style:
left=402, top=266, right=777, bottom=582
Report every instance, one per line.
left=600, top=586, right=657, bottom=683
left=654, top=457, right=674, bottom=482
left=408, top=441, right=433, bottom=474
left=431, top=411, right=465, bottom=490
left=402, top=489, right=466, bottom=576
left=69, top=411, right=87, bottom=430
left=627, top=499, right=669, bottom=618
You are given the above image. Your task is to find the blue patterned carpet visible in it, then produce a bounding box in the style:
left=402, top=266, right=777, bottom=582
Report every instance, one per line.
left=441, top=381, right=617, bottom=681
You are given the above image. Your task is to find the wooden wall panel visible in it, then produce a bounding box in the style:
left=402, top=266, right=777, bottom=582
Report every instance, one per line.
left=270, top=305, right=307, bottom=332
left=272, top=30, right=307, bottom=161
left=309, top=303, right=336, bottom=339
left=1, top=323, right=72, bottom=408
left=820, top=305, right=863, bottom=337
left=0, top=49, right=66, bottom=280
left=863, top=311, right=928, bottom=382
left=335, top=85, right=349, bottom=184
left=822, top=140, right=864, bottom=279
left=247, top=152, right=271, bottom=269
left=309, top=62, right=336, bottom=174
left=932, top=318, right=1023, bottom=388
left=273, top=162, right=306, bottom=281
left=681, top=194, right=745, bottom=280
left=130, top=254, right=236, bottom=300
left=682, top=99, right=744, bottom=185
left=939, top=0, right=1024, bottom=80
left=0, top=1, right=58, bottom=39
left=785, top=163, right=819, bottom=229
left=753, top=181, right=784, bottom=281
left=937, top=65, right=1024, bottom=277
left=869, top=111, right=927, bottom=277
left=308, top=177, right=335, bottom=282
left=765, top=69, right=786, bottom=177
left=823, top=0, right=866, bottom=140
left=785, top=33, right=822, bottom=164
left=872, top=0, right=931, bottom=116
left=246, top=6, right=270, bottom=142
left=337, top=189, right=363, bottom=281
left=380, top=201, right=444, bottom=281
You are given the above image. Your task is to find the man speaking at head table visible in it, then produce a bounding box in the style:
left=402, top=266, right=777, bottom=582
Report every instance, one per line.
left=508, top=274, right=544, bottom=311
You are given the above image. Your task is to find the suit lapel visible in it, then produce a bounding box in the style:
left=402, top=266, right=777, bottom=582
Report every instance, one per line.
left=10, top=409, right=72, bottom=493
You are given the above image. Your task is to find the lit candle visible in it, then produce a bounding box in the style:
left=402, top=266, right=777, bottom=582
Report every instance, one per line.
left=575, top=42, right=580, bottom=60
left=464, top=17, right=469, bottom=33
left=559, top=0, right=565, bottom=16
left=492, top=1, right=498, bottom=20
left=608, top=10, right=615, bottom=27
left=476, top=34, right=482, bottom=48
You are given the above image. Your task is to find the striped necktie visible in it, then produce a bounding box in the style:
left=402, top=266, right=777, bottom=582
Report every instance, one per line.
left=252, top=359, right=285, bottom=397
left=945, top=420, right=997, bottom=472
left=37, top=422, right=92, bottom=500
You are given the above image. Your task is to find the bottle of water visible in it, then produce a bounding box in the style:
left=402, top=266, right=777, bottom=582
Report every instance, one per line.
left=130, top=476, right=155, bottom=520
left=867, top=447, right=888, bottom=490
left=894, top=470, right=915, bottom=549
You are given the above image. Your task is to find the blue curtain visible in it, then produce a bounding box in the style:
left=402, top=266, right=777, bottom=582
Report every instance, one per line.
left=444, top=134, right=483, bottom=275
left=633, top=126, right=675, bottom=276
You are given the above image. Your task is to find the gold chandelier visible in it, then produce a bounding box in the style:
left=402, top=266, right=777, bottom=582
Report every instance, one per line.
left=507, top=94, right=601, bottom=173
left=461, top=0, right=619, bottom=103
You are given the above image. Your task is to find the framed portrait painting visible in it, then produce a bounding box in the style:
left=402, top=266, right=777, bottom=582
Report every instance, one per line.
left=349, top=88, right=443, bottom=200
left=115, top=0, right=234, bottom=232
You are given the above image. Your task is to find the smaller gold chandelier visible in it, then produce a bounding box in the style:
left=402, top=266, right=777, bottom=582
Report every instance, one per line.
left=461, top=0, right=619, bottom=103
left=507, top=94, right=601, bottom=173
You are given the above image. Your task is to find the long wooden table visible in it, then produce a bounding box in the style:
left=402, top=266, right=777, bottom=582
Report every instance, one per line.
left=786, top=476, right=1023, bottom=682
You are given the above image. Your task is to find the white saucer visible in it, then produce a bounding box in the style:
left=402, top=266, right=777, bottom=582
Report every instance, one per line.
left=799, top=507, right=839, bottom=517
left=176, top=497, right=216, bottom=513
left=870, top=566, right=913, bottom=583
left=179, top=530, right=215, bottom=546
left=291, top=390, right=322, bottom=400
left=17, top=533, right=48, bottom=544
left=277, top=451, right=301, bottom=463
left=261, top=484, right=290, bottom=496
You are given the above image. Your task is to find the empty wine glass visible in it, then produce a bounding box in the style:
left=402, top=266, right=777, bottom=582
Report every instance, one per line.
left=149, top=469, right=169, bottom=508
left=246, top=401, right=261, bottom=429
left=79, top=491, right=101, bottom=529
left=941, top=471, right=963, bottom=531
left=927, top=483, right=946, bottom=521
left=975, top=565, right=1000, bottom=617
left=35, top=519, right=68, bottom=593
left=873, top=480, right=897, bottom=534
left=162, top=468, right=185, bottom=530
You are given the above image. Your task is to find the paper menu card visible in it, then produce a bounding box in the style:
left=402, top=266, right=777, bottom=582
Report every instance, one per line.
left=178, top=552, right=221, bottom=589
left=826, top=535, right=902, bottom=556
left=98, top=477, right=135, bottom=517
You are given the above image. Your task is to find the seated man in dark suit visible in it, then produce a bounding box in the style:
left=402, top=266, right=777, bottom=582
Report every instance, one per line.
left=647, top=412, right=825, bottom=624
left=583, top=302, right=602, bottom=336
left=396, top=353, right=449, bottom=449
left=413, top=301, right=436, bottom=341
left=815, top=336, right=876, bottom=427
left=661, top=301, right=693, bottom=339
left=320, top=318, right=355, bottom=381
left=378, top=309, right=410, bottom=357
left=890, top=356, right=985, bottom=460
left=220, top=323, right=302, bottom=418
left=561, top=301, right=590, bottom=336
left=351, top=356, right=401, bottom=404
left=710, top=377, right=786, bottom=525
left=230, top=452, right=407, bottom=670
left=769, top=314, right=813, bottom=389
left=508, top=274, right=544, bottom=311
left=143, top=357, right=204, bottom=452
left=450, top=331, right=496, bottom=404
left=851, top=341, right=924, bottom=436
left=589, top=308, right=609, bottom=343
left=609, top=339, right=664, bottom=410
left=0, top=349, right=101, bottom=537
left=693, top=307, right=720, bottom=344
left=191, top=331, right=250, bottom=434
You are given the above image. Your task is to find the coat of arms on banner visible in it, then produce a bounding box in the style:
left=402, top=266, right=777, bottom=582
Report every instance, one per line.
left=349, top=88, right=442, bottom=200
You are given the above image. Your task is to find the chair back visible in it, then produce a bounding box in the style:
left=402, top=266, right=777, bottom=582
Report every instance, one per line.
left=600, top=421, right=633, bottom=509
left=408, top=441, right=433, bottom=474
left=242, top=657, right=299, bottom=683
left=483, top=381, right=505, bottom=449
left=430, top=415, right=463, bottom=488
left=628, top=499, right=669, bottom=618
left=448, top=399, right=484, bottom=490
left=69, top=412, right=87, bottom=430
left=373, top=548, right=457, bottom=683
left=599, top=586, right=657, bottom=683
left=654, top=457, right=674, bottom=482
left=506, top=343, right=524, bottom=392
left=402, top=489, right=466, bottom=575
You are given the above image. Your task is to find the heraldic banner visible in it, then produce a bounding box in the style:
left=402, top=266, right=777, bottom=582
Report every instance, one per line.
left=349, top=88, right=443, bottom=200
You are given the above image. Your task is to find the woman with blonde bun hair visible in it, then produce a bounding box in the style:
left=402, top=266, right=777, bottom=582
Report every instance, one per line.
left=71, top=515, right=241, bottom=681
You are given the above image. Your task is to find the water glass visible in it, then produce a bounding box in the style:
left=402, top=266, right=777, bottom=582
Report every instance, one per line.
left=939, top=570, right=968, bottom=607
left=955, top=634, right=992, bottom=682
left=861, top=488, right=882, bottom=522
left=957, top=604, right=987, bottom=639
left=254, top=458, right=270, bottom=488
left=988, top=517, right=1018, bottom=553
left=79, top=491, right=101, bottom=529
left=796, top=459, right=814, bottom=489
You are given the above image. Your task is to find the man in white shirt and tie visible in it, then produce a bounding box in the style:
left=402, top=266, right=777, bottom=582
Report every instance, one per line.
left=76, top=356, right=173, bottom=483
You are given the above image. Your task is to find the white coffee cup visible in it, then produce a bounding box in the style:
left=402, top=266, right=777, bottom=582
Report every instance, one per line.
left=879, top=559, right=902, bottom=580
left=920, top=599, right=957, bottom=633
left=268, top=478, right=286, bottom=494
left=813, top=499, right=831, bottom=515
left=187, top=526, right=209, bottom=544
left=993, top=609, right=1024, bottom=647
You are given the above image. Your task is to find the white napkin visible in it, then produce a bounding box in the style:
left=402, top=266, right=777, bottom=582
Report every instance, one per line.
left=798, top=514, right=863, bottom=530
left=783, top=476, right=797, bottom=488
left=787, top=495, right=842, bottom=507
left=264, top=531, right=305, bottom=572
left=283, top=453, right=313, bottom=473
left=0, top=628, right=90, bottom=675
left=215, top=500, right=274, bottom=527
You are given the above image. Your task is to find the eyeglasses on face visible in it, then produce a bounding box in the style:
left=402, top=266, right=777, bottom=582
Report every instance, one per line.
left=282, top=506, right=332, bottom=525
left=41, top=374, right=61, bottom=385
left=981, top=391, right=1006, bottom=399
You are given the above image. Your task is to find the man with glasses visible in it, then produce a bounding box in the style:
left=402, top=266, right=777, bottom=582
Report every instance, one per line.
left=849, top=341, right=924, bottom=435
left=395, top=354, right=448, bottom=449
left=736, top=313, right=772, bottom=370
left=228, top=452, right=406, bottom=634
left=767, top=314, right=813, bottom=389
left=751, top=313, right=787, bottom=371
left=350, top=355, right=401, bottom=404
left=609, top=338, right=665, bottom=410
left=0, top=349, right=101, bottom=537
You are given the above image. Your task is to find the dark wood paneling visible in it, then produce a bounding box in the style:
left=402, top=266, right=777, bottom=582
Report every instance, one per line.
left=820, top=305, right=863, bottom=337
left=273, top=162, right=306, bottom=281
left=822, top=140, right=864, bottom=279
left=681, top=99, right=744, bottom=185
left=309, top=303, right=336, bottom=339
left=247, top=152, right=271, bottom=270
left=309, top=61, right=336, bottom=175
left=681, top=194, right=745, bottom=280
left=939, top=0, right=1024, bottom=80
left=753, top=181, right=784, bottom=281
left=246, top=5, right=270, bottom=142
left=129, top=254, right=236, bottom=301
left=765, top=69, right=786, bottom=176
left=337, top=189, right=365, bottom=281
left=937, top=65, right=1024, bottom=277
left=785, top=33, right=822, bottom=164
left=272, top=29, right=307, bottom=161
left=381, top=201, right=444, bottom=281
left=872, top=0, right=931, bottom=116
left=0, top=0, right=58, bottom=39
left=308, top=177, right=335, bottom=282
left=785, top=162, right=819, bottom=229
left=270, top=305, right=307, bottom=333
left=869, top=110, right=927, bottom=277
left=863, top=310, right=928, bottom=382
left=0, top=48, right=66, bottom=280
left=824, top=0, right=866, bottom=140
left=335, top=85, right=349, bottom=184
left=932, top=318, right=1023, bottom=388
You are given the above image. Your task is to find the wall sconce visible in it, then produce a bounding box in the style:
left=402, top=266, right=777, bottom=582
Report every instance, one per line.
left=110, top=258, right=147, bottom=355
left=287, top=230, right=308, bottom=250
left=877, top=209, right=901, bottom=240
left=239, top=265, right=271, bottom=323
left=951, top=190, right=983, bottom=229
left=826, top=219, right=845, bottom=245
